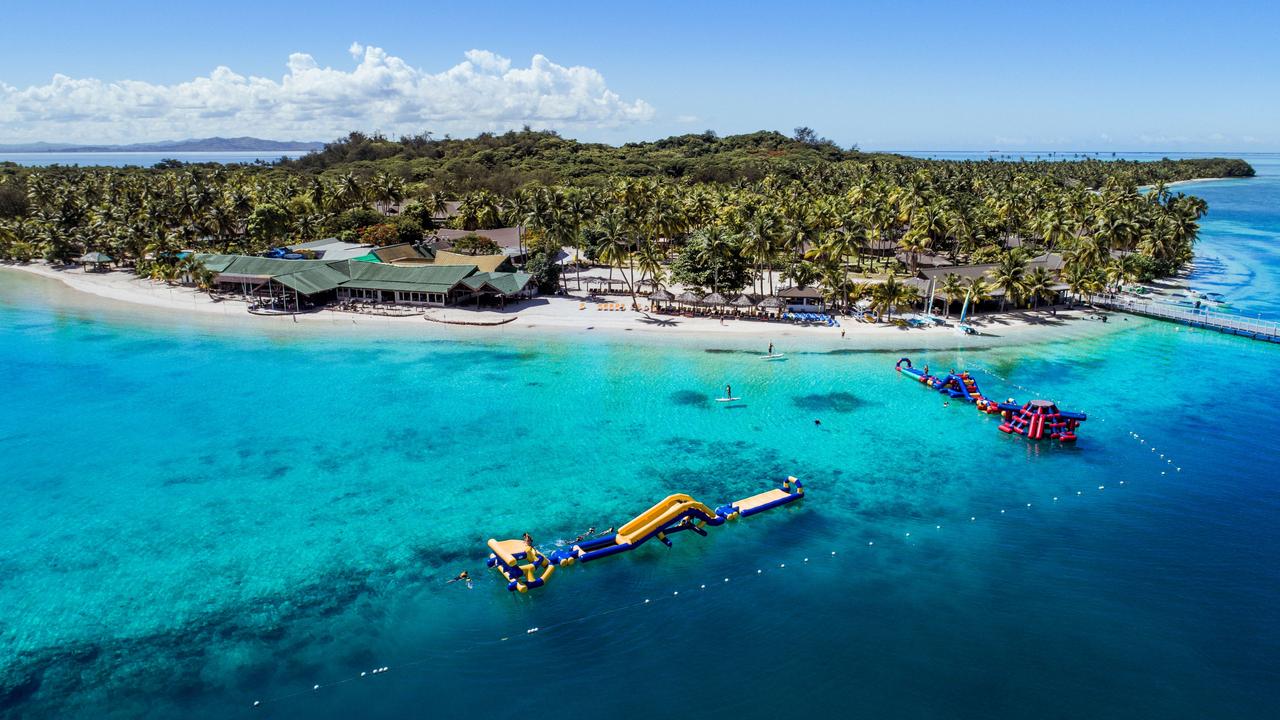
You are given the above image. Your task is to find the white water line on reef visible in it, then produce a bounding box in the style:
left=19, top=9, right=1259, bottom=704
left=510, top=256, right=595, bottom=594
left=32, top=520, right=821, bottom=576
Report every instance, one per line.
left=247, top=427, right=1181, bottom=711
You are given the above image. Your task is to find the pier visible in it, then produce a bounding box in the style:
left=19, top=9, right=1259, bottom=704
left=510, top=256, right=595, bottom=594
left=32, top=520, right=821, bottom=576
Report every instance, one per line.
left=1096, top=295, right=1280, bottom=343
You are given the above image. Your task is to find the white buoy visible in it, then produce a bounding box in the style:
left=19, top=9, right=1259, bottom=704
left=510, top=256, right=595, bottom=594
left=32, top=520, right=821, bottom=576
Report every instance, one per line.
left=700, top=584, right=706, bottom=589
left=1177, top=467, right=1181, bottom=471
left=905, top=533, right=910, bottom=537
left=1077, top=491, right=1082, bottom=495
left=1000, top=509, right=1006, bottom=514
left=936, top=525, right=941, bottom=529
left=253, top=701, right=261, bottom=707
left=644, top=599, right=650, bottom=603
left=361, top=672, right=366, bottom=677
left=1026, top=503, right=1031, bottom=507
left=804, top=558, right=809, bottom=562
left=970, top=516, right=976, bottom=521
left=780, top=563, right=786, bottom=568
left=868, top=541, right=874, bottom=546
left=1161, top=471, right=1166, bottom=475
left=1098, top=485, right=1105, bottom=490
left=1052, top=497, right=1058, bottom=501
left=724, top=578, right=729, bottom=582
left=757, top=569, right=762, bottom=574
left=1120, top=481, right=1125, bottom=485
left=673, top=591, right=679, bottom=596
left=313, top=685, right=320, bottom=691
left=831, top=551, right=837, bottom=555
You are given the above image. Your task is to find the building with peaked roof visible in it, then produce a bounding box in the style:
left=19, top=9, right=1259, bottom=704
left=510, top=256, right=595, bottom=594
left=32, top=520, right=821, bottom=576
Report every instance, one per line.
left=199, top=254, right=534, bottom=311
left=430, top=227, right=526, bottom=259
left=284, top=238, right=375, bottom=261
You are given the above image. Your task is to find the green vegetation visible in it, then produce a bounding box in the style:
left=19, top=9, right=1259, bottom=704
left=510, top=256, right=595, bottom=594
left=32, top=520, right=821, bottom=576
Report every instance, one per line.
left=0, top=128, right=1251, bottom=309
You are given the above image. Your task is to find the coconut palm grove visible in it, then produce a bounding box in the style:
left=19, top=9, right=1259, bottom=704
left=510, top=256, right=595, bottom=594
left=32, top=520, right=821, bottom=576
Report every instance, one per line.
left=0, top=130, right=1253, bottom=315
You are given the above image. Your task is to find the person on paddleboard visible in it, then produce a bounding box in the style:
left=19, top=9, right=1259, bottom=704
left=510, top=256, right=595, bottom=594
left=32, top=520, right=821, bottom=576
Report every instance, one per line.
left=768, top=342, right=774, bottom=355
left=725, top=384, right=732, bottom=399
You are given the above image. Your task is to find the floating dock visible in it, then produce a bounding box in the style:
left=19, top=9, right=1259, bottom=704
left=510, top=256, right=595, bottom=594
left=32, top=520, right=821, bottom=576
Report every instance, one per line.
left=486, top=478, right=805, bottom=592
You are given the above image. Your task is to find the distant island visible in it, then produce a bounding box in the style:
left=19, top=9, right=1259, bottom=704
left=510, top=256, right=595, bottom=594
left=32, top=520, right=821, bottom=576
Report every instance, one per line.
left=0, top=137, right=324, bottom=153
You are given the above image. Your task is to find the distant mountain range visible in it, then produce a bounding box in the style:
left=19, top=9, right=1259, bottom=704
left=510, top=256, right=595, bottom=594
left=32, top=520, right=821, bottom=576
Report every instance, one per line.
left=0, top=137, right=324, bottom=153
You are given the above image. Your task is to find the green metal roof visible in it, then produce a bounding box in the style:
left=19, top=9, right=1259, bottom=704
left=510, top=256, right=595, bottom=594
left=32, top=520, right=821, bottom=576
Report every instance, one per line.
left=195, top=253, right=240, bottom=273
left=339, top=261, right=477, bottom=293
left=204, top=254, right=530, bottom=297
left=461, top=271, right=533, bottom=295
left=273, top=264, right=349, bottom=295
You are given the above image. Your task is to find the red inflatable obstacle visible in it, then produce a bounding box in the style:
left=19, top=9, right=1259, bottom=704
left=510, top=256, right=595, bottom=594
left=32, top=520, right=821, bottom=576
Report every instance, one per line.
left=998, top=399, right=1086, bottom=442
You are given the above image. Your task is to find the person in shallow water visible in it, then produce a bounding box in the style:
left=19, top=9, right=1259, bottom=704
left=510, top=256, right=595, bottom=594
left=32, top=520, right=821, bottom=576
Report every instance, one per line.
left=447, top=571, right=470, bottom=584
left=522, top=532, right=533, bottom=548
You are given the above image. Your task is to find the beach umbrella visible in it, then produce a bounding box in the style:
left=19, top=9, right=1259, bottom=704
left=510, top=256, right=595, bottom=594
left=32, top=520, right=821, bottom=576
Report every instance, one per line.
left=702, top=292, right=727, bottom=306
left=758, top=295, right=786, bottom=309
left=730, top=294, right=758, bottom=307
left=77, top=251, right=113, bottom=263
left=648, top=288, right=674, bottom=301
left=675, top=290, right=703, bottom=305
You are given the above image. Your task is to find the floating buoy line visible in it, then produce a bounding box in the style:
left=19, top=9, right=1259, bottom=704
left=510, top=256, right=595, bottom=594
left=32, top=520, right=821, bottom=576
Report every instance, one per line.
left=247, top=411, right=1181, bottom=712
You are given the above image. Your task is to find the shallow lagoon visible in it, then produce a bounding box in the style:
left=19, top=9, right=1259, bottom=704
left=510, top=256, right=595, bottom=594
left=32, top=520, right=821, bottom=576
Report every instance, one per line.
left=2, top=158, right=1279, bottom=718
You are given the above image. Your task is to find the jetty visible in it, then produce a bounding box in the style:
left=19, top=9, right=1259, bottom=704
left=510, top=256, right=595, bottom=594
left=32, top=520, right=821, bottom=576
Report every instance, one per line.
left=1097, top=295, right=1280, bottom=343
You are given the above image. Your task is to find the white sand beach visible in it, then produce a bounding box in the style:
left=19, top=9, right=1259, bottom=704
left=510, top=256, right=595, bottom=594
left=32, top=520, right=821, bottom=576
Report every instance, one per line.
left=1, top=262, right=1128, bottom=350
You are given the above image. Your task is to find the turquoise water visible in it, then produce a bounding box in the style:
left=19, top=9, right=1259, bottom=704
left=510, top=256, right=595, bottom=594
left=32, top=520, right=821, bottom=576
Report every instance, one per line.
left=2, top=159, right=1280, bottom=718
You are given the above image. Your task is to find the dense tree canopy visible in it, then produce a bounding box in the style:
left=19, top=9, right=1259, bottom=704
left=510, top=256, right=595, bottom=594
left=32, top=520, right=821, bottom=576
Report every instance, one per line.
left=0, top=129, right=1250, bottom=310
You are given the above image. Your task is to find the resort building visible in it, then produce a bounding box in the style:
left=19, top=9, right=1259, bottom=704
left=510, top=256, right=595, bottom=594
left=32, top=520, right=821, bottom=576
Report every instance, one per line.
left=430, top=227, right=527, bottom=261
left=281, top=238, right=376, bottom=261
left=197, top=254, right=533, bottom=311
left=908, top=252, right=1069, bottom=305
left=371, top=242, right=516, bottom=272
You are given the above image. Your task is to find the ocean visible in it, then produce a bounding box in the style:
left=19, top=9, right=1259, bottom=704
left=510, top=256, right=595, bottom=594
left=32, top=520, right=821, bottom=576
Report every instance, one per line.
left=0, top=155, right=1278, bottom=719
left=0, top=151, right=310, bottom=167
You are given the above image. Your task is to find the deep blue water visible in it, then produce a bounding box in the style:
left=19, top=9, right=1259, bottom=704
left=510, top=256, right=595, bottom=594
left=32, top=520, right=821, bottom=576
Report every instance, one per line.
left=0, top=151, right=310, bottom=167
left=1, top=157, right=1279, bottom=719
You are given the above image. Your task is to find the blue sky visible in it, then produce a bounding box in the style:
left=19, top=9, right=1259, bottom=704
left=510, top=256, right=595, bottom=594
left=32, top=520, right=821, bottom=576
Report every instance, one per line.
left=2, top=0, right=1277, bottom=150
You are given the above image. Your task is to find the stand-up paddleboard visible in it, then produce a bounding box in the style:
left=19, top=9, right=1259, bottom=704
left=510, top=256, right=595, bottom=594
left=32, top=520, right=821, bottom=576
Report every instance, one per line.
left=761, top=353, right=786, bottom=361
left=717, top=397, right=742, bottom=402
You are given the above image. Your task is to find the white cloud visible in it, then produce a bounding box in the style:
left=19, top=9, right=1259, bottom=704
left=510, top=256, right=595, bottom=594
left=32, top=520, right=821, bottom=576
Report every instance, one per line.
left=0, top=45, right=655, bottom=143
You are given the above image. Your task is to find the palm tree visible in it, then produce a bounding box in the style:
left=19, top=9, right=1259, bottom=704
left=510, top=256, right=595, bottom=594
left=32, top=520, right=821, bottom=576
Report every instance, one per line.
left=962, top=277, right=994, bottom=318
left=988, top=250, right=1029, bottom=311
left=870, top=275, right=918, bottom=322
left=1024, top=267, right=1055, bottom=311
left=938, top=273, right=967, bottom=318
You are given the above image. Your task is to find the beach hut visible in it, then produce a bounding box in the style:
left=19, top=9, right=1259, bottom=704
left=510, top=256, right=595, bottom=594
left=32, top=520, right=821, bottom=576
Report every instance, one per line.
left=758, top=295, right=786, bottom=318
left=730, top=293, right=759, bottom=317
left=648, top=287, right=674, bottom=311
left=675, top=290, right=703, bottom=310
left=76, top=251, right=113, bottom=272
left=701, top=292, right=727, bottom=306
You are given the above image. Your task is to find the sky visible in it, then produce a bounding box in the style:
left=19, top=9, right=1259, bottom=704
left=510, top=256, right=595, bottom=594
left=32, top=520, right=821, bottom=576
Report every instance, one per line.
left=1, top=0, right=1278, bottom=151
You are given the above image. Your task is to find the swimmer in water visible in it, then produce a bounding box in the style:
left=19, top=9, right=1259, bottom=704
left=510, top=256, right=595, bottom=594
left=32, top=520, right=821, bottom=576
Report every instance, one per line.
left=814, top=419, right=822, bottom=426
left=447, top=570, right=470, bottom=584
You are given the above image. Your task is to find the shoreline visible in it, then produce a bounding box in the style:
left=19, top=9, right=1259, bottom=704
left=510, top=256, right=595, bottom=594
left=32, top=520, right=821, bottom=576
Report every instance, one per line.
left=0, top=262, right=1133, bottom=351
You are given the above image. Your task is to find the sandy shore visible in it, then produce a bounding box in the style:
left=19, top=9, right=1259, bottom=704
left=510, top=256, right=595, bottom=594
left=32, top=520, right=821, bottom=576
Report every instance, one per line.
left=1, top=262, right=1126, bottom=351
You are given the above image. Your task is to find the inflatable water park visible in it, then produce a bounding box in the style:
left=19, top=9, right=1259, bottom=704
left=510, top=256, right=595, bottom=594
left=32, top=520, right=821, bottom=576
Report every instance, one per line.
left=486, top=478, right=805, bottom=592
left=894, top=357, right=1086, bottom=442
